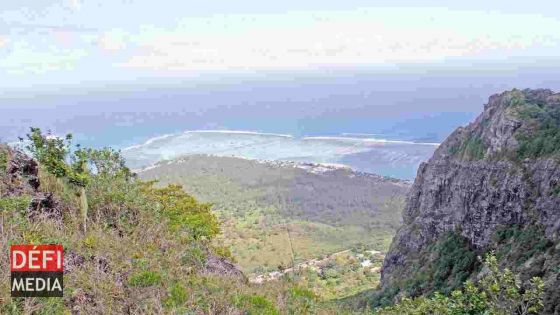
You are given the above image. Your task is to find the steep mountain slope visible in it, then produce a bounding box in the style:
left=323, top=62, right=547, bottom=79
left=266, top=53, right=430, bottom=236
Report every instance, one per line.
left=379, top=89, right=560, bottom=313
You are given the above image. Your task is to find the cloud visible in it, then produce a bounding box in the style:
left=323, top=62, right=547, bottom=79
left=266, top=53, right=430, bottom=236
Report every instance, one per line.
left=2, top=4, right=560, bottom=87
left=50, top=30, right=78, bottom=47
left=0, top=36, right=9, bottom=48
left=98, top=29, right=128, bottom=52
left=0, top=40, right=88, bottom=75
left=68, top=0, right=81, bottom=11
left=6, top=22, right=98, bottom=34
left=119, top=8, right=560, bottom=72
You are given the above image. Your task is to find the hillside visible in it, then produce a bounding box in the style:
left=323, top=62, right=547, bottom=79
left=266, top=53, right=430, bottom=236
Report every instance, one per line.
left=347, top=89, right=560, bottom=314
left=139, top=155, right=409, bottom=299
left=0, top=133, right=339, bottom=314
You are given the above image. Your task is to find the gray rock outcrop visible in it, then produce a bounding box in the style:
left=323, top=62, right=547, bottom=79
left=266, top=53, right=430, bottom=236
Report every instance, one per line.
left=381, top=89, right=560, bottom=301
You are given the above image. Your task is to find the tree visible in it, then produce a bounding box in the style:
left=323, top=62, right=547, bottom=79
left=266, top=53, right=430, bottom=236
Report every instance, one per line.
left=26, top=128, right=91, bottom=231
left=25, top=128, right=131, bottom=232
left=86, top=147, right=132, bottom=179
left=147, top=184, right=219, bottom=240
left=26, top=127, right=71, bottom=178
left=479, top=255, right=544, bottom=315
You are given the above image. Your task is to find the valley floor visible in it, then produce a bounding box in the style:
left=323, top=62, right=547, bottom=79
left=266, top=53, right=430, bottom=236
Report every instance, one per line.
left=139, top=154, right=409, bottom=300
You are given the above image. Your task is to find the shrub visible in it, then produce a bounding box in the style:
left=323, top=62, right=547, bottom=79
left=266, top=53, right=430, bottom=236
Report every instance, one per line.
left=26, top=128, right=90, bottom=231
left=25, top=128, right=135, bottom=232
left=494, top=225, right=553, bottom=265
left=129, top=270, right=162, bottom=287
left=148, top=184, right=220, bottom=240
left=513, top=94, right=560, bottom=159
left=400, top=231, right=480, bottom=299
left=374, top=255, right=544, bottom=315
left=181, top=245, right=207, bottom=268
left=323, top=268, right=340, bottom=279
left=0, top=196, right=31, bottom=214
left=26, top=127, right=72, bottom=178
left=164, top=283, right=188, bottom=308
left=287, top=286, right=317, bottom=314
left=452, top=135, right=486, bottom=160
left=431, top=232, right=478, bottom=293
left=233, top=294, right=279, bottom=315
left=86, top=147, right=132, bottom=179
left=0, top=146, right=8, bottom=172
left=212, top=245, right=234, bottom=261
left=86, top=174, right=147, bottom=232
left=551, top=183, right=560, bottom=197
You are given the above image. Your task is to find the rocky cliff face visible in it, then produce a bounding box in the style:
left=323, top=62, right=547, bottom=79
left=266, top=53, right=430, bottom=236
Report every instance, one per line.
left=380, top=89, right=560, bottom=312
left=1, top=146, right=67, bottom=222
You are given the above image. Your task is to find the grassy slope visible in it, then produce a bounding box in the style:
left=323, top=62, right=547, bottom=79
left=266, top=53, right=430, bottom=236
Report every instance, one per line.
left=0, top=146, right=341, bottom=314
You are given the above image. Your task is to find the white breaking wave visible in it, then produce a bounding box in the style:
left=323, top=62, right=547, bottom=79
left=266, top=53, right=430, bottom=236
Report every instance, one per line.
left=341, top=132, right=383, bottom=137
left=302, top=136, right=440, bottom=146
left=182, top=130, right=293, bottom=138
left=121, top=129, right=439, bottom=179
left=122, top=133, right=175, bottom=152
left=123, top=130, right=293, bottom=152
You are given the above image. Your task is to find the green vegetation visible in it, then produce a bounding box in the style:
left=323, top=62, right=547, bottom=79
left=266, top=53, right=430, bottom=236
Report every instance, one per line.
left=344, top=231, right=480, bottom=310
left=295, top=248, right=384, bottom=300
left=399, top=232, right=479, bottom=299
left=129, top=270, right=162, bottom=287
left=0, top=195, right=31, bottom=214
left=26, top=128, right=137, bottom=224
left=164, top=282, right=188, bottom=307
left=140, top=155, right=406, bottom=280
left=507, top=90, right=560, bottom=159
left=344, top=224, right=559, bottom=314
left=25, top=128, right=75, bottom=179
left=287, top=286, right=318, bottom=314
left=374, top=255, right=544, bottom=315
left=0, top=123, right=552, bottom=313
left=449, top=134, right=486, bottom=160
left=494, top=225, right=554, bottom=267
left=0, top=131, right=341, bottom=314
left=551, top=182, right=560, bottom=196
left=0, top=134, right=405, bottom=309
left=0, top=145, right=8, bottom=172
left=450, top=89, right=560, bottom=162
left=26, top=128, right=134, bottom=232
left=149, top=184, right=220, bottom=240
left=233, top=294, right=279, bottom=315
left=428, top=232, right=479, bottom=294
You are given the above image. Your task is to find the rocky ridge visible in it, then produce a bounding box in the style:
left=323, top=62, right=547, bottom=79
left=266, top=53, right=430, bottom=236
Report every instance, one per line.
left=380, top=89, right=560, bottom=313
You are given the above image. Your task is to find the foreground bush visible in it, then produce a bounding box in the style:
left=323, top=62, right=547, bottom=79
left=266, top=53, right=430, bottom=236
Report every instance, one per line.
left=374, top=255, right=544, bottom=315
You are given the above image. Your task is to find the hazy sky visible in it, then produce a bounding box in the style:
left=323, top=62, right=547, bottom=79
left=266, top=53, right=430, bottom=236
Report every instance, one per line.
left=1, top=1, right=560, bottom=90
